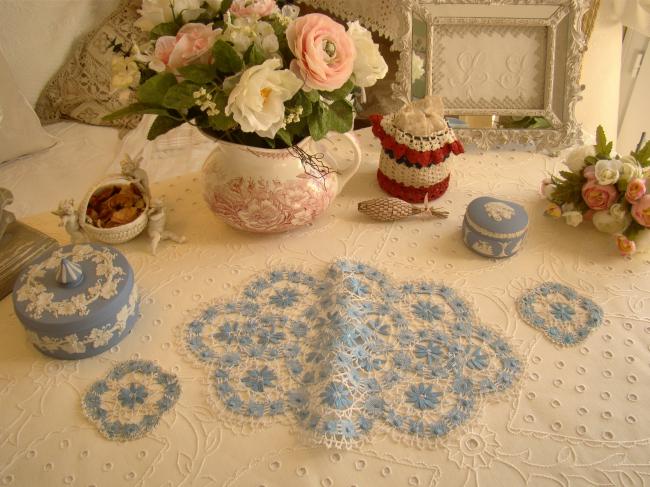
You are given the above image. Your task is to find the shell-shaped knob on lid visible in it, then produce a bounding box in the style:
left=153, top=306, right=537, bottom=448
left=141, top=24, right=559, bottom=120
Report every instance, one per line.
left=56, top=257, right=84, bottom=288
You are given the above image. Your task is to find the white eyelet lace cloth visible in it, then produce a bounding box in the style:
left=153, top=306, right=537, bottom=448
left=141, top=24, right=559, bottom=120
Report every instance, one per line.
left=2, top=129, right=650, bottom=486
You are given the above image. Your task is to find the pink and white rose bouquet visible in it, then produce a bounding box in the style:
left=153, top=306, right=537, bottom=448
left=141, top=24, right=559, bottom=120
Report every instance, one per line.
left=543, top=125, right=650, bottom=256
left=107, top=0, right=387, bottom=148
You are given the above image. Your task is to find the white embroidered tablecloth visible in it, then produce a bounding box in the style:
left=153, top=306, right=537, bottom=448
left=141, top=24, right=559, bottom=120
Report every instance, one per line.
left=1, top=128, right=649, bottom=487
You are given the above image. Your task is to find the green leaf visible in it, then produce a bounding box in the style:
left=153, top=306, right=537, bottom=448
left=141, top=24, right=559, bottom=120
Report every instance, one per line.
left=103, top=103, right=172, bottom=121
left=291, top=91, right=313, bottom=118
left=245, top=43, right=267, bottom=66
left=624, top=219, right=644, bottom=240
left=147, top=116, right=184, bottom=140
left=212, top=40, right=243, bottom=74
left=275, top=128, right=293, bottom=147
left=150, top=21, right=179, bottom=39
left=321, top=80, right=354, bottom=101
left=584, top=155, right=598, bottom=165
left=162, top=82, right=200, bottom=111
left=327, top=99, right=354, bottom=133
left=595, top=125, right=612, bottom=158
left=137, top=72, right=177, bottom=105
left=219, top=0, right=233, bottom=14
left=305, top=89, right=320, bottom=103
left=177, top=64, right=217, bottom=84
left=632, top=140, right=650, bottom=167
left=207, top=113, right=237, bottom=131
left=308, top=103, right=329, bottom=141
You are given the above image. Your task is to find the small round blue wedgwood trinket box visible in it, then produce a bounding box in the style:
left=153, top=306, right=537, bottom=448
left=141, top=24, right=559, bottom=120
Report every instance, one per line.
left=13, top=244, right=139, bottom=359
left=462, top=196, right=528, bottom=258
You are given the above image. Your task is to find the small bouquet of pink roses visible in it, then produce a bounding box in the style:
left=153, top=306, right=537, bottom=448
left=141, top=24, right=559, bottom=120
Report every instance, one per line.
left=107, top=0, right=388, bottom=147
left=542, top=126, right=650, bottom=256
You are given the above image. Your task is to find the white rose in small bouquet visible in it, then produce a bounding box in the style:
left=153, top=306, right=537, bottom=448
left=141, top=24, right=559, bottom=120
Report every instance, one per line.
left=564, top=145, right=595, bottom=173
left=542, top=125, right=650, bottom=256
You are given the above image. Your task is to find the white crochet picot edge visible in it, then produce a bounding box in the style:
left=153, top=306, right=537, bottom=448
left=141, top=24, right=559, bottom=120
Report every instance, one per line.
left=379, top=152, right=451, bottom=188
left=380, top=115, right=460, bottom=152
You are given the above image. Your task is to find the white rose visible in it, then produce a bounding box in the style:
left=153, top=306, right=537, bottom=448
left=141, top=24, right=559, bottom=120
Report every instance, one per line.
left=618, top=155, right=643, bottom=183
left=111, top=55, right=140, bottom=90
left=592, top=210, right=631, bottom=234
left=610, top=203, right=627, bottom=220
left=563, top=210, right=583, bottom=227
left=224, top=17, right=279, bottom=55
left=347, top=21, right=388, bottom=88
left=226, top=58, right=303, bottom=138
left=564, top=145, right=595, bottom=173
left=595, top=159, right=623, bottom=185
left=412, top=53, right=425, bottom=82
left=135, top=0, right=203, bottom=31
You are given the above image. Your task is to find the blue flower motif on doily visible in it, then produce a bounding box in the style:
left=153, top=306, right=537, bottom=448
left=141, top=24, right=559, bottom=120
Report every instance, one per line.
left=82, top=360, right=180, bottom=441
left=517, top=282, right=603, bottom=346
left=180, top=262, right=522, bottom=449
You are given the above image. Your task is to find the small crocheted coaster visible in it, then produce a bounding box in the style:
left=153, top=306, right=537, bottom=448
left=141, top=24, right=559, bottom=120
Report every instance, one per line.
left=82, top=359, right=181, bottom=441
left=517, top=282, right=604, bottom=346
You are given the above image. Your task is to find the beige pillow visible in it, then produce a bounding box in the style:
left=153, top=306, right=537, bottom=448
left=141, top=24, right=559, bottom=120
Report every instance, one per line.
left=34, top=0, right=146, bottom=130
left=0, top=47, right=57, bottom=163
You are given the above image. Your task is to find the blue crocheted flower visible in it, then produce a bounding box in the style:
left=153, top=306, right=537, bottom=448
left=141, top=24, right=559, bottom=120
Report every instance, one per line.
left=241, top=366, right=277, bottom=392
left=412, top=301, right=444, bottom=322
left=405, top=384, right=442, bottom=410
left=82, top=360, right=180, bottom=441
left=321, top=382, right=353, bottom=409
left=517, top=282, right=603, bottom=346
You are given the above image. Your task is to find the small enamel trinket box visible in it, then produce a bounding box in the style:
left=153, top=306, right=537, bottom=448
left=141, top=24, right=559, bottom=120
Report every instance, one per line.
left=12, top=244, right=139, bottom=359
left=462, top=196, right=528, bottom=258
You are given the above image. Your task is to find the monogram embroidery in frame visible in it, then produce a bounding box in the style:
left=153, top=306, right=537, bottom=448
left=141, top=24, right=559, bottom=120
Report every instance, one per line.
left=484, top=202, right=515, bottom=222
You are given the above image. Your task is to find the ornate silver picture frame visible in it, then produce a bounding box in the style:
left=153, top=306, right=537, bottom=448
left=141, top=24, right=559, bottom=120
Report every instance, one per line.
left=407, top=0, right=589, bottom=150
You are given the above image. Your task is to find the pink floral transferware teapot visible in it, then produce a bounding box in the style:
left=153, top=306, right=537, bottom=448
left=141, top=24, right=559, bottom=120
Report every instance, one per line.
left=202, top=134, right=361, bottom=233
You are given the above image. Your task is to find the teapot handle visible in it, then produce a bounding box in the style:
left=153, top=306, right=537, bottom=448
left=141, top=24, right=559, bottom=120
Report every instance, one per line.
left=314, top=133, right=362, bottom=195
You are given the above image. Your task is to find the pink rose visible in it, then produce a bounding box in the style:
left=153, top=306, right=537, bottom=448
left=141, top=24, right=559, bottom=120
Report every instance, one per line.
left=154, top=23, right=219, bottom=71
left=626, top=178, right=647, bottom=203
left=229, top=0, right=278, bottom=17
left=583, top=165, right=596, bottom=180
left=286, top=13, right=355, bottom=91
left=632, top=194, right=650, bottom=227
left=581, top=180, right=618, bottom=211
left=616, top=234, right=636, bottom=256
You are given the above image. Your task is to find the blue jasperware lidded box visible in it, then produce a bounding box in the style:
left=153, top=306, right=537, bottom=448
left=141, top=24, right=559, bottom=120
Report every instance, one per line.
left=12, top=244, right=139, bottom=359
left=462, top=196, right=529, bottom=258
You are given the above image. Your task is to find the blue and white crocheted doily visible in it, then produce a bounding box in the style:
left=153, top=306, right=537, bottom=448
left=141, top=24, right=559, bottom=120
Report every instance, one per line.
left=82, top=360, right=181, bottom=441
left=517, top=282, right=604, bottom=347
left=179, top=260, right=522, bottom=449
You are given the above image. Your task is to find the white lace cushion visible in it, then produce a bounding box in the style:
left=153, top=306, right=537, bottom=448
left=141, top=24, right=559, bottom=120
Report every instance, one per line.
left=0, top=46, right=56, bottom=164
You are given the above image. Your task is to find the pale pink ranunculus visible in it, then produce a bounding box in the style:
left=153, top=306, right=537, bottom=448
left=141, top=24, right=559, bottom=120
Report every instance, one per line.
left=286, top=13, right=356, bottom=91
left=154, top=23, right=220, bottom=71
left=616, top=234, right=636, bottom=256
left=583, top=165, right=596, bottom=181
left=581, top=180, right=619, bottom=211
left=632, top=194, right=650, bottom=228
left=229, top=0, right=278, bottom=18
left=626, top=178, right=647, bottom=203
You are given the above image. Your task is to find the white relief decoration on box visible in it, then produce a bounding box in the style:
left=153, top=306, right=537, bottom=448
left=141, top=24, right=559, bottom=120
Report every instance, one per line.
left=15, top=244, right=125, bottom=319
left=26, top=287, right=138, bottom=354
left=472, top=240, right=494, bottom=256
left=484, top=202, right=515, bottom=222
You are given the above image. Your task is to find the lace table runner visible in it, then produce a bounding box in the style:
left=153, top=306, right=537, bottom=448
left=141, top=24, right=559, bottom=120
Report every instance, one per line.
left=180, top=260, right=522, bottom=449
